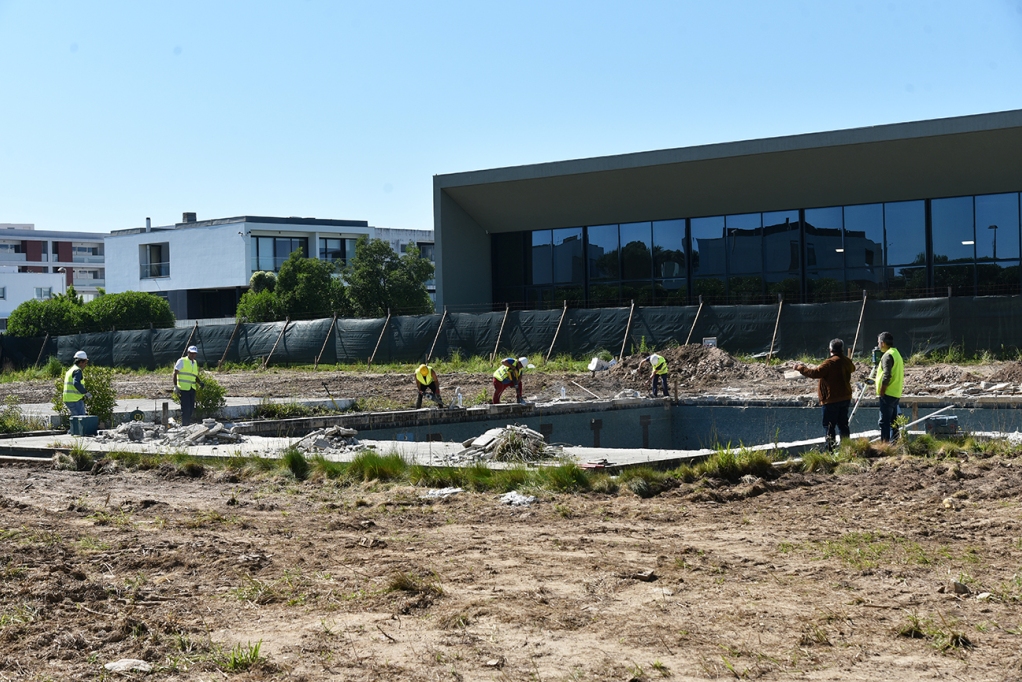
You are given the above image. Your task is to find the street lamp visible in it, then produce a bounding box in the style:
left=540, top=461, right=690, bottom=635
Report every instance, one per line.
left=989, top=224, right=998, bottom=260
left=56, top=267, right=67, bottom=296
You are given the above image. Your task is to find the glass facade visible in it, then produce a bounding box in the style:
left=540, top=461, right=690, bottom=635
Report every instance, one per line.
left=253, top=236, right=309, bottom=273
left=491, top=192, right=1022, bottom=308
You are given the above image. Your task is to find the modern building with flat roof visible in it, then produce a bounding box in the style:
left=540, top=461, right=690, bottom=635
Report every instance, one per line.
left=433, top=109, right=1022, bottom=311
left=106, top=214, right=434, bottom=321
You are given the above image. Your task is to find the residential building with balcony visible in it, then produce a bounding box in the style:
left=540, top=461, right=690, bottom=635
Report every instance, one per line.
left=105, top=214, right=376, bottom=321
left=0, top=224, right=107, bottom=329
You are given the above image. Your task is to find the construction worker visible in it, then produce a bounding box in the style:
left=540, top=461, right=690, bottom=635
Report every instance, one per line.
left=793, top=338, right=856, bottom=450
left=492, top=356, right=528, bottom=404
left=173, top=345, right=204, bottom=426
left=647, top=353, right=669, bottom=397
left=414, top=363, right=444, bottom=408
left=875, top=331, right=904, bottom=442
left=62, top=350, right=91, bottom=417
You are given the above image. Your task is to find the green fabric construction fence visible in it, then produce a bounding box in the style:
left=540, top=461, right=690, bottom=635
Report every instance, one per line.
left=2, top=296, right=1020, bottom=371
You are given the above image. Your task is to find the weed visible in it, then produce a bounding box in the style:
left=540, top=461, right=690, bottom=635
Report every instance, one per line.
left=347, top=450, right=407, bottom=482
left=0, top=396, right=48, bottom=434
left=212, top=640, right=262, bottom=671
left=281, top=446, right=310, bottom=481
left=387, top=571, right=443, bottom=597
left=539, top=462, right=590, bottom=492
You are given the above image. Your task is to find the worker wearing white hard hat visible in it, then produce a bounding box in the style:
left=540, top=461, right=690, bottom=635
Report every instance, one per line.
left=647, top=353, right=669, bottom=398
left=173, top=345, right=204, bottom=426
left=62, top=351, right=92, bottom=417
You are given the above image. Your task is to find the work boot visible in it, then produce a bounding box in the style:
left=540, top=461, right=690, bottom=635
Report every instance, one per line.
left=415, top=393, right=423, bottom=409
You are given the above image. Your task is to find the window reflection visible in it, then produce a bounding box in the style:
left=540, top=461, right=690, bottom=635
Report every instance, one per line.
left=726, top=213, right=762, bottom=275
left=884, top=201, right=926, bottom=266
left=977, top=261, right=1021, bottom=295
left=530, top=230, right=552, bottom=285
left=552, top=228, right=583, bottom=285
left=691, top=217, right=725, bottom=277
left=619, top=222, right=652, bottom=280
left=845, top=203, right=884, bottom=290
left=976, top=193, right=1020, bottom=261
left=931, top=196, right=974, bottom=264
left=653, top=219, right=685, bottom=279
left=587, top=224, right=619, bottom=281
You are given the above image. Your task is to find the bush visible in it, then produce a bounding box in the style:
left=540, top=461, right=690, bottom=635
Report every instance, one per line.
left=0, top=396, right=47, bottom=434
left=7, top=290, right=174, bottom=337
left=235, top=288, right=281, bottom=323
left=52, top=364, right=117, bottom=427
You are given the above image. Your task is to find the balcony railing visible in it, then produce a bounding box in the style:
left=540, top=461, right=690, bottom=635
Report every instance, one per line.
left=0, top=253, right=27, bottom=262
left=73, top=278, right=105, bottom=288
left=140, top=262, right=170, bottom=279
left=73, top=255, right=105, bottom=264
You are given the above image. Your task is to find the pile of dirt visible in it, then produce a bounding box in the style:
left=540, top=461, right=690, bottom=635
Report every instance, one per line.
left=915, top=365, right=979, bottom=384
left=610, top=345, right=788, bottom=390
left=987, top=361, right=1022, bottom=383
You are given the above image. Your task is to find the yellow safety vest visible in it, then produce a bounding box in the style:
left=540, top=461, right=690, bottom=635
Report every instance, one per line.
left=493, top=364, right=515, bottom=382
left=416, top=368, right=434, bottom=386
left=876, top=348, right=904, bottom=398
left=176, top=357, right=199, bottom=391
left=62, top=366, right=85, bottom=403
left=652, top=357, right=668, bottom=375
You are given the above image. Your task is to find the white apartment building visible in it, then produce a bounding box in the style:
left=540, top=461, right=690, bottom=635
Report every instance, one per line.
left=0, top=224, right=106, bottom=329
left=106, top=214, right=433, bottom=321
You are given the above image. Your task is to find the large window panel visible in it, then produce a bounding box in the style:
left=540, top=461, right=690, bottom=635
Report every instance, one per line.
left=887, top=265, right=927, bottom=297
left=804, top=207, right=845, bottom=273
left=552, top=228, right=583, bottom=285
left=693, top=276, right=726, bottom=304
left=619, top=222, right=652, bottom=280
left=726, top=213, right=763, bottom=275
left=844, top=203, right=884, bottom=287
left=728, top=275, right=765, bottom=303
left=653, top=219, right=685, bottom=279
left=975, top=193, right=1020, bottom=261
left=654, top=279, right=687, bottom=306
left=806, top=270, right=846, bottom=302
left=588, top=282, right=621, bottom=307
left=762, top=211, right=800, bottom=275
left=530, top=230, right=553, bottom=285
left=884, top=200, right=926, bottom=266
left=690, top=216, right=725, bottom=277
left=621, top=281, right=654, bottom=305
left=587, top=224, right=619, bottom=281
left=931, top=196, right=975, bottom=264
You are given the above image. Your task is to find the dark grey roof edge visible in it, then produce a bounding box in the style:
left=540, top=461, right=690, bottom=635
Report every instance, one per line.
left=435, top=109, right=1022, bottom=188
left=0, top=229, right=110, bottom=239
left=177, top=216, right=370, bottom=229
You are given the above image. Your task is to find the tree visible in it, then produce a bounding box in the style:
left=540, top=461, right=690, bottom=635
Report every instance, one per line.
left=344, top=237, right=434, bottom=317
left=6, top=288, right=173, bottom=337
left=86, top=291, right=175, bottom=331
left=274, top=249, right=340, bottom=320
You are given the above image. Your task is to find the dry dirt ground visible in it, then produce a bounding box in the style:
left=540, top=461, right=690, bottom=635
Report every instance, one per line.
left=6, top=345, right=1022, bottom=407
left=2, top=451, right=1022, bottom=681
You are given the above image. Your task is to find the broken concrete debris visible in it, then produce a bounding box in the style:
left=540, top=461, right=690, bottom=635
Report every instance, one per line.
left=500, top=491, right=536, bottom=506
left=457, top=424, right=556, bottom=463
left=293, top=425, right=364, bottom=454
left=95, top=418, right=244, bottom=447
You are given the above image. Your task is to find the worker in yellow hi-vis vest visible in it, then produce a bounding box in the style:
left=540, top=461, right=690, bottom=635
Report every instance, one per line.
left=173, top=345, right=205, bottom=426
left=874, top=331, right=904, bottom=443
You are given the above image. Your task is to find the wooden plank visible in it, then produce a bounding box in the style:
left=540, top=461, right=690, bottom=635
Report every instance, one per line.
left=849, top=290, right=868, bottom=359
left=262, top=317, right=290, bottom=370
left=684, top=297, right=704, bottom=345
left=545, top=300, right=568, bottom=362
left=490, top=304, right=510, bottom=363
left=766, top=295, right=783, bottom=363
left=314, top=313, right=337, bottom=370
left=368, top=310, right=391, bottom=367
left=34, top=333, right=50, bottom=367
left=426, top=307, right=448, bottom=363
left=217, top=319, right=243, bottom=371
left=618, top=300, right=635, bottom=360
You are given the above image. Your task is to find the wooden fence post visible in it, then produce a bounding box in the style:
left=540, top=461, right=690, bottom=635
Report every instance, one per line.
left=766, top=294, right=783, bottom=363
left=426, top=307, right=448, bottom=363
left=369, top=310, right=391, bottom=368
left=618, top=300, right=635, bottom=360
left=546, top=300, right=568, bottom=362
left=262, top=317, right=290, bottom=370
left=850, top=290, right=868, bottom=359
left=314, top=314, right=337, bottom=370
left=685, top=296, right=703, bottom=345
left=34, top=333, right=50, bottom=367
left=490, top=304, right=510, bottom=363
left=218, top=318, right=243, bottom=371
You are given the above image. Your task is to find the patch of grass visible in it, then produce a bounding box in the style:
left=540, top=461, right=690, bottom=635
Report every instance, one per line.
left=106, top=449, right=163, bottom=470
left=408, top=464, right=469, bottom=489
left=254, top=400, right=325, bottom=420
left=74, top=535, right=110, bottom=552
left=0, top=396, right=48, bottom=434
left=538, top=462, right=590, bottom=493
left=211, top=641, right=262, bottom=672
left=699, top=446, right=774, bottom=481
left=897, top=612, right=973, bottom=652
left=281, top=446, right=310, bottom=481
left=0, top=603, right=37, bottom=628
left=185, top=510, right=236, bottom=529
left=346, top=450, right=407, bottom=482
left=309, top=454, right=346, bottom=480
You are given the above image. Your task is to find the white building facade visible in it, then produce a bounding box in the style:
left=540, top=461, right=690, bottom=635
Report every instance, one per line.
left=0, top=224, right=107, bottom=329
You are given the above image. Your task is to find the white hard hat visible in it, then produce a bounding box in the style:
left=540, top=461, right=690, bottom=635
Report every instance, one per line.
left=187, top=345, right=198, bottom=353
left=518, top=356, right=528, bottom=366
left=74, top=350, right=88, bottom=361
left=649, top=354, right=661, bottom=365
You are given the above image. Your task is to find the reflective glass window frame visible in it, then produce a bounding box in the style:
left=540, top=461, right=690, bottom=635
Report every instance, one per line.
left=529, top=230, right=553, bottom=285
left=586, top=224, right=620, bottom=281
left=690, top=216, right=726, bottom=278
left=551, top=227, right=583, bottom=285
left=619, top=221, right=653, bottom=281
left=883, top=200, right=926, bottom=267
left=931, top=196, right=975, bottom=265
left=652, top=219, right=686, bottom=280
left=975, top=193, right=1021, bottom=262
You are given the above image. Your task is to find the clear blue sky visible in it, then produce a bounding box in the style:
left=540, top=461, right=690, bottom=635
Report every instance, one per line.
left=2, top=1, right=1022, bottom=234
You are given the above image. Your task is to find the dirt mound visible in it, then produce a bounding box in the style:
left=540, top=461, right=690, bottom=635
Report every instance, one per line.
left=915, top=365, right=978, bottom=384
left=987, top=361, right=1022, bottom=383
left=610, top=344, right=788, bottom=390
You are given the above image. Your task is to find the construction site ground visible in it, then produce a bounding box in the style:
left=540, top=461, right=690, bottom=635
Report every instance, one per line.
left=3, top=348, right=1022, bottom=680
left=7, top=345, right=1022, bottom=408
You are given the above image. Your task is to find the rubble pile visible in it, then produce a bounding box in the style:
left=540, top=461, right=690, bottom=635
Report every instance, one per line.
left=293, top=425, right=364, bottom=453
left=456, top=424, right=556, bottom=464
left=95, top=418, right=243, bottom=447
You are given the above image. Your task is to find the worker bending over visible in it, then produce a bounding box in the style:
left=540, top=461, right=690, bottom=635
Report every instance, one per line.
left=492, top=356, right=528, bottom=404
left=647, top=353, right=669, bottom=398
left=414, top=363, right=444, bottom=408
